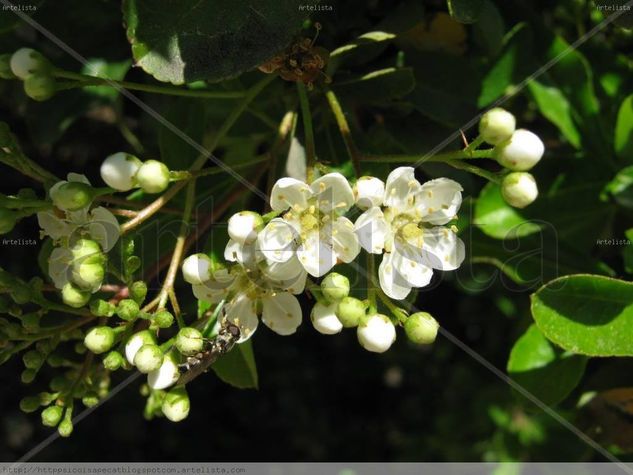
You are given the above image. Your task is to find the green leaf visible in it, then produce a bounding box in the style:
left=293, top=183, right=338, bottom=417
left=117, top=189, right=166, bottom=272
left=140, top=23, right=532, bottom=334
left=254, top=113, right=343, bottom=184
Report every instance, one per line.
left=81, top=58, right=132, bottom=100
left=508, top=325, right=587, bottom=407
left=332, top=67, right=416, bottom=103
left=447, top=0, right=484, bottom=24
left=624, top=229, right=633, bottom=274
left=602, top=165, right=633, bottom=208
left=471, top=0, right=505, bottom=57
left=212, top=340, right=258, bottom=389
left=328, top=31, right=396, bottom=74
left=615, top=94, right=633, bottom=162
left=528, top=81, right=581, bottom=149
left=531, top=275, right=633, bottom=357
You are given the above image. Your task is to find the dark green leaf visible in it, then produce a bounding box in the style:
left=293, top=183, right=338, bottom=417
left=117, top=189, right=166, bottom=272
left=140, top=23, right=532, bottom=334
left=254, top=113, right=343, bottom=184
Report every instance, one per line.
left=624, top=229, right=633, bottom=274
left=333, top=67, right=416, bottom=103
left=212, top=340, right=258, bottom=389
left=447, top=0, right=484, bottom=24
left=615, top=94, right=633, bottom=162
left=602, top=165, right=633, bottom=208
left=471, top=0, right=505, bottom=57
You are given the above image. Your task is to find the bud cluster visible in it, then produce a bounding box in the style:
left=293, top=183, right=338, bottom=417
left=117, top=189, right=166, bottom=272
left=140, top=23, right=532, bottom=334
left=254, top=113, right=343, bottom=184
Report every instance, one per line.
left=1, top=48, right=56, bottom=101
left=101, top=153, right=171, bottom=194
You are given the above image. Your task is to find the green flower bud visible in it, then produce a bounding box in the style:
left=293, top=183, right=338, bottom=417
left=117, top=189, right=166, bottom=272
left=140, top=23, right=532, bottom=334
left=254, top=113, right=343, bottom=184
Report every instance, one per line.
left=10, top=48, right=50, bottom=80
left=24, top=74, right=56, bottom=101
left=103, top=350, right=124, bottom=371
left=153, top=310, right=174, bottom=329
left=50, top=375, right=70, bottom=392
left=0, top=208, right=17, bottom=234
left=81, top=392, right=99, bottom=408
left=71, top=239, right=104, bottom=265
left=51, top=182, right=93, bottom=211
left=46, top=353, right=65, bottom=367
left=20, top=396, right=40, bottom=413
left=175, top=327, right=204, bottom=355
left=130, top=281, right=148, bottom=304
left=10, top=285, right=31, bottom=304
left=133, top=344, right=164, bottom=373
left=57, top=417, right=73, bottom=437
left=22, top=350, right=44, bottom=369
left=501, top=172, right=538, bottom=209
left=162, top=386, right=190, bottom=422
left=71, top=261, right=105, bottom=291
left=116, top=298, right=140, bottom=321
left=125, top=330, right=156, bottom=364
left=320, top=273, right=350, bottom=302
left=90, top=298, right=115, bottom=317
left=335, top=297, right=366, bottom=328
left=41, top=405, right=63, bottom=427
left=84, top=326, right=115, bottom=354
left=21, top=368, right=36, bottom=384
left=479, top=107, right=516, bottom=145
left=136, top=160, right=170, bottom=194
left=404, top=312, right=439, bottom=345
left=0, top=53, right=16, bottom=79
left=21, top=312, right=40, bottom=332
left=61, top=282, right=90, bottom=308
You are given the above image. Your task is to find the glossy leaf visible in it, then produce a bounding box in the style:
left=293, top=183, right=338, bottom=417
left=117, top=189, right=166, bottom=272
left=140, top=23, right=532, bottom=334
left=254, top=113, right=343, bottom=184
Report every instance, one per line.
left=528, top=81, right=581, bottom=149
left=615, top=94, right=633, bottom=162
left=447, top=0, right=484, bottom=24
left=212, top=340, right=259, bottom=389
left=602, top=165, right=633, bottom=209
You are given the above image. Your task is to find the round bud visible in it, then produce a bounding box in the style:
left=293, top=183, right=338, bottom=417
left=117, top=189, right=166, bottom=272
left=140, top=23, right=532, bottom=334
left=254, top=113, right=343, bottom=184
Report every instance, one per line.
left=21, top=369, right=36, bottom=384
left=495, top=129, right=545, bottom=171
left=0, top=53, right=16, bottom=79
left=71, top=239, right=104, bottom=266
left=153, top=310, right=174, bottom=329
left=24, top=74, right=56, bottom=101
left=162, top=386, right=190, bottom=422
left=41, top=405, right=64, bottom=427
left=310, top=302, right=343, bottom=335
left=100, top=152, right=143, bottom=191
left=116, top=298, right=140, bottom=321
left=148, top=352, right=180, bottom=390
left=228, top=211, right=264, bottom=245
left=22, top=350, right=44, bottom=369
left=320, top=272, right=350, bottom=303
left=335, top=297, right=366, bottom=328
left=129, top=281, right=148, bottom=304
left=20, top=396, right=40, bottom=413
left=125, top=330, right=156, bottom=365
left=479, top=108, right=516, bottom=145
left=71, top=261, right=104, bottom=291
left=90, top=299, right=115, bottom=317
left=50, top=182, right=93, bottom=211
left=82, top=393, right=99, bottom=408
left=10, top=48, right=50, bottom=80
left=354, top=176, right=385, bottom=210
left=404, top=312, right=439, bottom=345
left=175, top=327, right=204, bottom=355
left=181, top=253, right=213, bottom=285
left=133, top=344, right=164, bottom=373
left=84, top=326, right=115, bottom=354
left=103, top=350, right=124, bottom=371
left=136, top=160, right=170, bottom=194
left=501, top=172, right=538, bottom=209
left=57, top=418, right=73, bottom=437
left=61, top=282, right=90, bottom=308
left=357, top=314, right=397, bottom=353
left=0, top=208, right=17, bottom=234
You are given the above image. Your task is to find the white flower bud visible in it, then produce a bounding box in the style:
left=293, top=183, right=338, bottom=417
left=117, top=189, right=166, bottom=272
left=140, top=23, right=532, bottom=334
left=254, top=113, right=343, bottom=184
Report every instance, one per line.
left=50, top=182, right=94, bottom=211
left=162, top=387, right=190, bottom=422
left=335, top=297, right=366, bottom=328
left=181, top=253, right=213, bottom=285
left=404, top=312, right=439, bottom=345
left=495, top=129, right=544, bottom=171
left=479, top=108, right=516, bottom=145
left=125, top=330, right=157, bottom=365
left=24, top=74, right=56, bottom=102
left=135, top=160, right=170, bottom=194
left=354, top=176, right=385, bottom=210
left=357, top=314, right=396, bottom=353
left=100, top=152, right=143, bottom=191
left=227, top=211, right=264, bottom=245
left=84, top=326, right=115, bottom=354
left=321, top=272, right=350, bottom=302
left=175, top=327, right=204, bottom=355
left=501, top=172, right=538, bottom=208
left=147, top=352, right=180, bottom=390
left=10, top=48, right=50, bottom=80
left=310, top=302, right=343, bottom=335
left=133, top=344, right=164, bottom=373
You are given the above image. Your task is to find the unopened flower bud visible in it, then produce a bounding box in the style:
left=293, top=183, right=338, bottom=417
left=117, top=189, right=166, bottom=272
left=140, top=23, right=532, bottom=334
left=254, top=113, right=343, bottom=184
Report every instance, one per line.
left=84, top=326, right=115, bottom=354
left=479, top=108, right=516, bottom=145
left=82, top=392, right=99, bottom=407
left=125, top=330, right=156, bottom=365
left=148, top=351, right=180, bottom=390
left=335, top=297, right=366, bottom=328
left=24, top=74, right=56, bottom=101
left=50, top=181, right=93, bottom=211
left=90, top=299, right=115, bottom=317
left=134, top=344, right=164, bottom=373
left=71, top=261, right=105, bottom=291
left=175, top=327, right=204, bottom=355
left=71, top=239, right=104, bottom=266
left=0, top=53, right=16, bottom=79
left=228, top=211, right=264, bottom=244
left=22, top=350, right=44, bottom=369
left=41, top=405, right=63, bottom=427
left=181, top=253, right=213, bottom=284
left=162, top=386, right=190, bottom=422
left=61, top=282, right=90, bottom=308
left=116, top=298, right=140, bottom=321
left=320, top=272, right=350, bottom=302
left=21, top=368, right=36, bottom=383
left=357, top=314, right=396, bottom=353
left=19, top=396, right=40, bottom=413
left=57, top=417, right=73, bottom=437
left=10, top=48, right=50, bottom=80
left=103, top=350, right=124, bottom=371
left=404, top=312, right=439, bottom=345
left=153, top=310, right=174, bottom=329
left=136, top=160, right=170, bottom=194
left=354, top=176, right=385, bottom=210
left=501, top=172, right=538, bottom=208
left=0, top=208, right=17, bottom=234
left=129, top=281, right=147, bottom=304
left=310, top=302, right=343, bottom=335
left=495, top=129, right=544, bottom=171
left=100, top=152, right=142, bottom=191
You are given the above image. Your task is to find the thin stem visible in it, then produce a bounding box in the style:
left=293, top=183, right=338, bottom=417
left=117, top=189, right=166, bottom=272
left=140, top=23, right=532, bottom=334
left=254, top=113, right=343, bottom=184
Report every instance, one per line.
left=445, top=159, right=501, bottom=184
left=53, top=70, right=246, bottom=99
left=325, top=87, right=362, bottom=177
left=366, top=253, right=377, bottom=314
left=376, top=288, right=408, bottom=325
left=361, top=149, right=495, bottom=163
left=465, top=135, right=485, bottom=154
left=171, top=156, right=269, bottom=181
left=297, top=82, right=316, bottom=182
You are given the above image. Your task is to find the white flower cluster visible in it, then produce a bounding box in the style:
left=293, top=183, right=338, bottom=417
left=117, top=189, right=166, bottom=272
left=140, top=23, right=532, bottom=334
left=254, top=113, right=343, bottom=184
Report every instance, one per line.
left=100, top=152, right=171, bottom=194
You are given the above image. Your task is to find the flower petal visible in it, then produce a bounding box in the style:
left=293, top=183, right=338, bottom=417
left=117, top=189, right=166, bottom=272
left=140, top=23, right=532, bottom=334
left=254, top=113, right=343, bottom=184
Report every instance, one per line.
left=331, top=216, right=360, bottom=263
left=87, top=207, right=120, bottom=251
left=296, top=230, right=336, bottom=277
left=67, top=173, right=91, bottom=185
left=37, top=211, right=73, bottom=241
left=310, top=301, right=343, bottom=335
left=192, top=280, right=232, bottom=303
left=225, top=294, right=259, bottom=342
left=378, top=252, right=412, bottom=300
left=224, top=239, right=258, bottom=267
left=354, top=176, right=385, bottom=210
left=270, top=177, right=312, bottom=212
left=48, top=246, right=73, bottom=289
left=417, top=178, right=463, bottom=225
left=390, top=243, right=433, bottom=288
left=421, top=227, right=466, bottom=270
left=311, top=172, right=354, bottom=214
left=383, top=166, right=420, bottom=214
left=257, top=218, right=297, bottom=263
left=262, top=256, right=307, bottom=294
left=354, top=207, right=388, bottom=254
left=261, top=292, right=302, bottom=336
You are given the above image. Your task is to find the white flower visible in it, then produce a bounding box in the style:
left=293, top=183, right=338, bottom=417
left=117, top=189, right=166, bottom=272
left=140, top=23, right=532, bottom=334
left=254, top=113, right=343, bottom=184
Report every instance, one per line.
left=310, top=301, right=343, bottom=335
left=354, top=176, right=385, bottom=210
left=354, top=167, right=465, bottom=300
left=495, top=129, right=544, bottom=171
left=124, top=330, right=156, bottom=365
left=501, top=172, right=538, bottom=208
left=147, top=352, right=180, bottom=390
left=100, top=152, right=142, bottom=191
left=357, top=314, right=396, bottom=353
left=259, top=173, right=360, bottom=277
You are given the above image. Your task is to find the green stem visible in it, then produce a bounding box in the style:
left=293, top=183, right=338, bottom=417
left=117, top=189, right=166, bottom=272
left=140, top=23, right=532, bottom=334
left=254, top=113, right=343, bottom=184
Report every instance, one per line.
left=169, top=156, right=269, bottom=181
left=297, top=82, right=317, bottom=183
left=376, top=288, right=408, bottom=325
left=444, top=159, right=501, bottom=184
left=325, top=87, right=362, bottom=177
left=465, top=135, right=485, bottom=154
left=53, top=70, right=246, bottom=99
left=361, top=149, right=495, bottom=163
